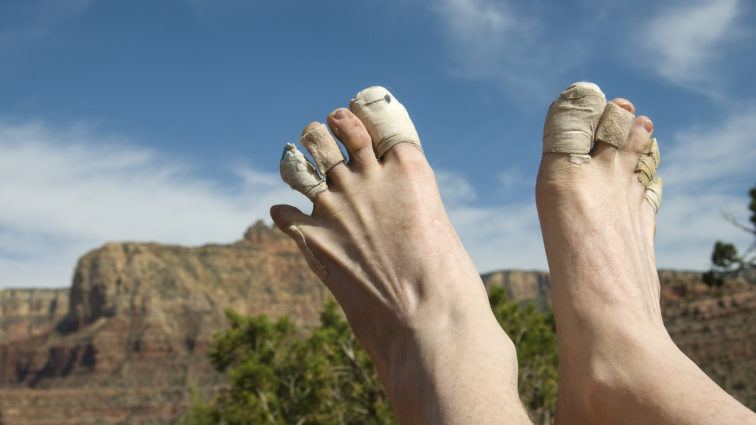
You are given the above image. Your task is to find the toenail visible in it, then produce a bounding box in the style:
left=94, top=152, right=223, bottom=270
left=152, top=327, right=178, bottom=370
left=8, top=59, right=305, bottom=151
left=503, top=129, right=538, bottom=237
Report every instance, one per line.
left=643, top=118, right=653, bottom=133
left=333, top=109, right=347, bottom=120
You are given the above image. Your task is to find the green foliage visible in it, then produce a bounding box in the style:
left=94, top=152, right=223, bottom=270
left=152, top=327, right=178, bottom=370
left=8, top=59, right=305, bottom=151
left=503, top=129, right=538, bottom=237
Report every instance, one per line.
left=181, top=292, right=558, bottom=425
left=704, top=184, right=756, bottom=287
left=180, top=300, right=394, bottom=425
left=489, top=286, right=558, bottom=424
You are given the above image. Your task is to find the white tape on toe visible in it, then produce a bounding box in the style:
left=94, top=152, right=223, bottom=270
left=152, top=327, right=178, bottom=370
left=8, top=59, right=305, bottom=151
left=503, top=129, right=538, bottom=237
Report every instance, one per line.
left=300, top=123, right=345, bottom=176
left=543, top=82, right=606, bottom=164
left=280, top=143, right=327, bottom=201
left=595, top=102, right=635, bottom=149
left=350, top=86, right=422, bottom=158
left=644, top=177, right=663, bottom=214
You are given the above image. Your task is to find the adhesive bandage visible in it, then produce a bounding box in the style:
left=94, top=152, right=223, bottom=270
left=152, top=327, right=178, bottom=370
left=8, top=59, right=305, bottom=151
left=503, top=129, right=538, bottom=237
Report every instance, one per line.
left=595, top=102, right=635, bottom=149
left=300, top=123, right=345, bottom=176
left=280, top=143, right=327, bottom=201
left=644, top=177, right=663, bottom=214
left=635, top=138, right=660, bottom=186
left=543, top=82, right=606, bottom=164
left=350, top=86, right=422, bottom=158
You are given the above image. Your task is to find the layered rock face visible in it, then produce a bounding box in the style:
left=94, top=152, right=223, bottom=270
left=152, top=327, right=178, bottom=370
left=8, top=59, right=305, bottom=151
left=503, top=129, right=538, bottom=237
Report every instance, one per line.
left=0, top=223, right=753, bottom=424
left=0, top=221, right=327, bottom=425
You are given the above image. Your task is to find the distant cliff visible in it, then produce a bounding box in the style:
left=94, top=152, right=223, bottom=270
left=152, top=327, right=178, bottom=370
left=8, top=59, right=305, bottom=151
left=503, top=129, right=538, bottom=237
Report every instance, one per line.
left=0, top=221, right=327, bottom=425
left=0, top=222, right=753, bottom=424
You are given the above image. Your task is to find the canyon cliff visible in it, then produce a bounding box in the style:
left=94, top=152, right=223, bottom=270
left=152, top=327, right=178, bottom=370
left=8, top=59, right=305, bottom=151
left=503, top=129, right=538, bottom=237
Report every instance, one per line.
left=0, top=222, right=753, bottom=424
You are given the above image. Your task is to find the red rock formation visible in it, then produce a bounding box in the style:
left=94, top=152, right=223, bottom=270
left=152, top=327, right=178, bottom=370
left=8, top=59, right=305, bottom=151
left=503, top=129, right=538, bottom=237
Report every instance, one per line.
left=0, top=221, right=327, bottom=425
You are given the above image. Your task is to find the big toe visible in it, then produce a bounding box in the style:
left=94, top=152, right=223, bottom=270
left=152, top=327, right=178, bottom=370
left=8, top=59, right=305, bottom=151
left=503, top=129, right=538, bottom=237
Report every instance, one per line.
left=542, top=82, right=607, bottom=164
left=349, top=86, right=424, bottom=163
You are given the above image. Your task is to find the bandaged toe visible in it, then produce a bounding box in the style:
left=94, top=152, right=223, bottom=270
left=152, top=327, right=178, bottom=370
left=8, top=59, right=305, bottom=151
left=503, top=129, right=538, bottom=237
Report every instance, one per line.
left=280, top=143, right=327, bottom=201
left=350, top=86, right=422, bottom=158
left=300, top=123, right=345, bottom=176
left=595, top=102, right=635, bottom=149
left=543, top=82, right=607, bottom=164
left=635, top=138, right=660, bottom=186
left=644, top=177, right=663, bottom=213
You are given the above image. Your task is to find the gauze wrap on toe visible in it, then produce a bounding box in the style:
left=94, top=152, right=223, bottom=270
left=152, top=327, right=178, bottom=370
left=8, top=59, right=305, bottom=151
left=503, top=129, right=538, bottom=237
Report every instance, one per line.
left=644, top=177, right=663, bottom=214
left=635, top=138, right=660, bottom=186
left=636, top=138, right=662, bottom=213
left=350, top=86, right=422, bottom=158
left=543, top=82, right=606, bottom=164
left=280, top=143, right=327, bottom=201
left=300, top=123, right=345, bottom=176
left=595, top=102, right=635, bottom=149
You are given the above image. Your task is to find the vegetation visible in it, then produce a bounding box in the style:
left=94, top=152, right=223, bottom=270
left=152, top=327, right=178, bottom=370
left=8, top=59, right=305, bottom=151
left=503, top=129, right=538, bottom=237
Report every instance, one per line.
left=181, top=287, right=558, bottom=425
left=704, top=185, right=756, bottom=287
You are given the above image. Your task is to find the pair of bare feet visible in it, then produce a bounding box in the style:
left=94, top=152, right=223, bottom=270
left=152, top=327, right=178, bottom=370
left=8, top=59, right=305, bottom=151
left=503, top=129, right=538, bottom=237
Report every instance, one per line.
left=270, top=84, right=754, bottom=424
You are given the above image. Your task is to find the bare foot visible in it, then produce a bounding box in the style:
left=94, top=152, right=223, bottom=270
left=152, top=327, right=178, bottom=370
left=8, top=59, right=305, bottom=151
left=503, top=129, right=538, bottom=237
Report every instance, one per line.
left=271, top=87, right=531, bottom=424
left=537, top=83, right=755, bottom=425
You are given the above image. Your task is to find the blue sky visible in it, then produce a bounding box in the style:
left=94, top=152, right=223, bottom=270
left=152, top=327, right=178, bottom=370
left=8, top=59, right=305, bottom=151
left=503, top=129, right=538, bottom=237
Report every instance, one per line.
left=1, top=0, right=755, bottom=288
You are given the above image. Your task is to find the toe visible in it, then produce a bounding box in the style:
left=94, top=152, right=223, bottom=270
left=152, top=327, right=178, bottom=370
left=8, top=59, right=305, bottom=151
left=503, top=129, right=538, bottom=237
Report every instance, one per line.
left=349, top=86, right=423, bottom=161
left=270, top=204, right=312, bottom=233
left=635, top=137, right=660, bottom=187
left=327, top=108, right=378, bottom=168
left=542, top=82, right=606, bottom=164
left=279, top=143, right=327, bottom=202
left=300, top=122, right=346, bottom=176
left=643, top=177, right=663, bottom=215
left=593, top=101, right=635, bottom=157
left=610, top=98, right=635, bottom=114
left=623, top=115, right=654, bottom=155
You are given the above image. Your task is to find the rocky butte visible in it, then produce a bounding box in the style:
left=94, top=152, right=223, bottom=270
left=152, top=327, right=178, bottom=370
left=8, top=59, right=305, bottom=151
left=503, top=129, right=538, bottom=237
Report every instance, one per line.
left=0, top=222, right=753, bottom=424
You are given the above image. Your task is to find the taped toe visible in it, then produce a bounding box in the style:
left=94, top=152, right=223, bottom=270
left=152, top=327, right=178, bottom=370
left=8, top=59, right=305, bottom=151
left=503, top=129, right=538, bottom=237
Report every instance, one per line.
left=300, top=123, right=345, bottom=175
left=280, top=143, right=327, bottom=201
left=644, top=177, right=663, bottom=214
left=595, top=102, right=635, bottom=149
left=635, top=138, right=660, bottom=186
left=543, top=82, right=606, bottom=164
left=349, top=86, right=422, bottom=158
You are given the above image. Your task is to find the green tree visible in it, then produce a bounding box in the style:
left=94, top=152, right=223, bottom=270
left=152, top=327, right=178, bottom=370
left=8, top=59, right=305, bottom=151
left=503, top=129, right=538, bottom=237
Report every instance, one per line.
left=181, top=290, right=558, bottom=425
left=704, top=185, right=756, bottom=287
left=488, top=286, right=558, bottom=425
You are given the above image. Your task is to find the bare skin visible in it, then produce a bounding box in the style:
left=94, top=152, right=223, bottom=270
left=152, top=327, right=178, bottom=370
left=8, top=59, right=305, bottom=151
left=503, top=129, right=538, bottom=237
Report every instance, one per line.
left=537, top=95, right=756, bottom=425
left=271, top=108, right=532, bottom=424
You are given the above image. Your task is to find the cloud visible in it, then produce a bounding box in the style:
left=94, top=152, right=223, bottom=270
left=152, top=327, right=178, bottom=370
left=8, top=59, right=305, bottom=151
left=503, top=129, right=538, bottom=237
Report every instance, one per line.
left=654, top=108, right=756, bottom=269
left=431, top=0, right=550, bottom=92
left=662, top=108, right=756, bottom=189
left=0, top=120, right=308, bottom=288
left=435, top=169, right=546, bottom=272
left=637, top=0, right=742, bottom=92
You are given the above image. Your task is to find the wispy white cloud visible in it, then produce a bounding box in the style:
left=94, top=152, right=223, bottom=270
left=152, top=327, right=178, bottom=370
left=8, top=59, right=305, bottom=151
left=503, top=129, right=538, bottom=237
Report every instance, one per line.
left=436, top=169, right=546, bottom=272
left=0, top=120, right=308, bottom=288
left=662, top=109, right=756, bottom=189
left=637, top=0, right=743, bottom=94
left=431, top=0, right=551, bottom=93
left=655, top=108, right=756, bottom=269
